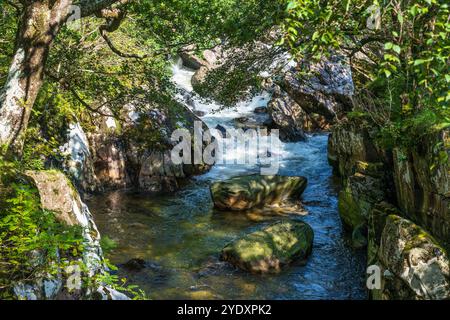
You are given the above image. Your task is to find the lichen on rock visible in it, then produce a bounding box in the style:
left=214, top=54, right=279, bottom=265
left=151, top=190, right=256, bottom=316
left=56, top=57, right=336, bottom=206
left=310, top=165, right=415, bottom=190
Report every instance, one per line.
left=221, top=221, right=314, bottom=273
left=378, top=215, right=450, bottom=300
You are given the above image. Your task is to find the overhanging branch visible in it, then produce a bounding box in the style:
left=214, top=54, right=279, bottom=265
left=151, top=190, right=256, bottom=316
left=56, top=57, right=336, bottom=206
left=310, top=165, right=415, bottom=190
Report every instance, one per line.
left=46, top=72, right=115, bottom=117
left=75, top=0, right=131, bottom=18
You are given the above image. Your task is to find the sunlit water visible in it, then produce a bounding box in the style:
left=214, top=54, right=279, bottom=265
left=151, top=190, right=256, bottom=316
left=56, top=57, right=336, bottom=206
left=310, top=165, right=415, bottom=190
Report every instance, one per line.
left=87, top=60, right=366, bottom=300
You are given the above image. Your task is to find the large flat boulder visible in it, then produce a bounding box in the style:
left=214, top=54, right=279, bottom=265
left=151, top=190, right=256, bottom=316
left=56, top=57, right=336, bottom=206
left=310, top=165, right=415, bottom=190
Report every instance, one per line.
left=210, top=175, right=307, bottom=211
left=221, top=221, right=314, bottom=273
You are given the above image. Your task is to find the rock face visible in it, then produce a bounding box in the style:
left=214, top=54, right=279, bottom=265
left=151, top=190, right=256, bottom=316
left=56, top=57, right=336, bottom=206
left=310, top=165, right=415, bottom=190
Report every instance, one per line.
left=282, top=55, right=354, bottom=123
left=329, top=119, right=393, bottom=246
left=91, top=137, right=129, bottom=190
left=186, top=49, right=352, bottom=138
left=221, top=221, right=314, bottom=273
left=13, top=170, right=128, bottom=300
left=61, top=101, right=210, bottom=194
left=191, top=66, right=209, bottom=88
left=371, top=214, right=450, bottom=300
left=60, top=123, right=100, bottom=193
left=266, top=87, right=307, bottom=141
left=328, top=120, right=385, bottom=177
left=180, top=47, right=223, bottom=88
left=179, top=46, right=221, bottom=71
left=338, top=164, right=387, bottom=230
left=261, top=55, right=353, bottom=139
left=179, top=51, right=209, bottom=70
left=329, top=117, right=450, bottom=299
left=392, top=132, right=450, bottom=241
left=210, top=175, right=307, bottom=211
left=137, top=150, right=186, bottom=193
left=330, top=121, right=450, bottom=243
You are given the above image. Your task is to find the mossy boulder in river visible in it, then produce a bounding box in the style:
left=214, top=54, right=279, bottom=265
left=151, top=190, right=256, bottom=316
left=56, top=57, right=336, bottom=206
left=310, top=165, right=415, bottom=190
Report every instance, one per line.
left=210, top=175, right=307, bottom=211
left=221, top=221, right=314, bottom=273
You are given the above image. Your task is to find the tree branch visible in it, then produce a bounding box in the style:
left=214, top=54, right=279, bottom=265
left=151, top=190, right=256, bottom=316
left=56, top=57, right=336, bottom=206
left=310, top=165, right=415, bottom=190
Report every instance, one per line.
left=46, top=72, right=115, bottom=117
left=74, top=0, right=131, bottom=18
left=96, top=5, right=153, bottom=59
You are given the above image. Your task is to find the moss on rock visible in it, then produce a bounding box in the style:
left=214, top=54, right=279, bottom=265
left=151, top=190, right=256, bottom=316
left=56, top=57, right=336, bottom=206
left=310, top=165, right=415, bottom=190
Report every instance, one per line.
left=221, top=221, right=314, bottom=273
left=338, top=189, right=366, bottom=231
left=210, top=174, right=307, bottom=211
left=379, top=215, right=450, bottom=299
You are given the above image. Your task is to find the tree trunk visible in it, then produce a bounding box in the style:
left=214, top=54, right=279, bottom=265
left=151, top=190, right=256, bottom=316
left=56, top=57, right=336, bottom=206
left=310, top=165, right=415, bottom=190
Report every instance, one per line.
left=0, top=1, right=72, bottom=157
left=0, top=0, right=123, bottom=158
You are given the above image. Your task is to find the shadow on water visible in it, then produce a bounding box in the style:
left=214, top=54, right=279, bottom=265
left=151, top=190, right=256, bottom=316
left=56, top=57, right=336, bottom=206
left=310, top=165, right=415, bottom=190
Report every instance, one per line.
left=86, top=134, right=367, bottom=300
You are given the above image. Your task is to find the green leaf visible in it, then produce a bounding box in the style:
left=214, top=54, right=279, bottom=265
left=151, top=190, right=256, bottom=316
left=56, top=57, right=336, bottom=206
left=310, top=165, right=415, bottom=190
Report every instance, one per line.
left=392, top=45, right=401, bottom=54
left=414, top=59, right=426, bottom=66
left=287, top=1, right=298, bottom=11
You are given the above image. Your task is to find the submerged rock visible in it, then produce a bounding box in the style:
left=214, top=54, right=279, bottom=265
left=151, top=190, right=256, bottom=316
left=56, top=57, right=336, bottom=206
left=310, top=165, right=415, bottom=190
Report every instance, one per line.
left=233, top=115, right=271, bottom=131
left=221, top=221, right=314, bottom=273
left=215, top=124, right=227, bottom=137
left=254, top=106, right=268, bottom=114
left=193, top=110, right=206, bottom=117
left=210, top=174, right=307, bottom=211
left=123, top=258, right=147, bottom=271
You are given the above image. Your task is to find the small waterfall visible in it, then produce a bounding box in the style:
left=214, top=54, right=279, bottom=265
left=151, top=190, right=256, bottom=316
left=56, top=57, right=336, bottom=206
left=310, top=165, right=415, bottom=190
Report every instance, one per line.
left=171, top=59, right=288, bottom=180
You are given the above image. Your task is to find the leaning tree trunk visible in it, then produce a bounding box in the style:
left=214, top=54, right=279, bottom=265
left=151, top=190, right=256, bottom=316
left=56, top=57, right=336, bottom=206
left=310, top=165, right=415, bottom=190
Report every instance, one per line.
left=0, top=1, right=72, bottom=158
left=0, top=0, right=123, bottom=158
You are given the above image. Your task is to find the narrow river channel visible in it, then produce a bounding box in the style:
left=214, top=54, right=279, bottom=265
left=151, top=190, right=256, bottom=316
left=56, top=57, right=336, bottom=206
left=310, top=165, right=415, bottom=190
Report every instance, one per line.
left=87, top=60, right=367, bottom=300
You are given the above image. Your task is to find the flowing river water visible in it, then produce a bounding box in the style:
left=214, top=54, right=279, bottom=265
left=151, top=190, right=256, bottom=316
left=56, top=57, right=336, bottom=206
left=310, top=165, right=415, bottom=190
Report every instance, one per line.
left=86, top=61, right=367, bottom=299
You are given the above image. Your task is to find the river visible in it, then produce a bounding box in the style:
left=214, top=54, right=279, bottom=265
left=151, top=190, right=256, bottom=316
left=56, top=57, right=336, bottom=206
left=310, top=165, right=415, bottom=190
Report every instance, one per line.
left=86, top=60, right=367, bottom=300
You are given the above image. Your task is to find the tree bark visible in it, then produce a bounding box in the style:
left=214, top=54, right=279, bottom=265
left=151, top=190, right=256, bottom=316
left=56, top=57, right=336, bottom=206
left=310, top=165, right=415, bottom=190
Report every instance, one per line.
left=0, top=0, right=124, bottom=158
left=0, top=1, right=72, bottom=157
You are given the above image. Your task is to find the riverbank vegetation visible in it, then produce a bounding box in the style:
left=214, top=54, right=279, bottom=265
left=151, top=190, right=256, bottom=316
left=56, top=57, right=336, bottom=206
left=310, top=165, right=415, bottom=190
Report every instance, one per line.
left=282, top=0, right=449, bottom=149
left=0, top=0, right=448, bottom=299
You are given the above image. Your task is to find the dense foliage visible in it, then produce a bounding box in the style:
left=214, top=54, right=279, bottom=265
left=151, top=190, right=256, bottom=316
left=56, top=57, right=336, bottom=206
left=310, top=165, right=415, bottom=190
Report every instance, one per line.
left=281, top=0, right=450, bottom=147
left=0, top=162, right=83, bottom=298
left=0, top=0, right=448, bottom=299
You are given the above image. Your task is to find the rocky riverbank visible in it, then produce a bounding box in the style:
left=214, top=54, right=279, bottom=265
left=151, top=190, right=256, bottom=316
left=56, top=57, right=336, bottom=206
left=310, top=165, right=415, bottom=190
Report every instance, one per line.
left=10, top=171, right=128, bottom=300
left=62, top=100, right=210, bottom=195
left=10, top=48, right=448, bottom=300
left=328, top=117, right=450, bottom=299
